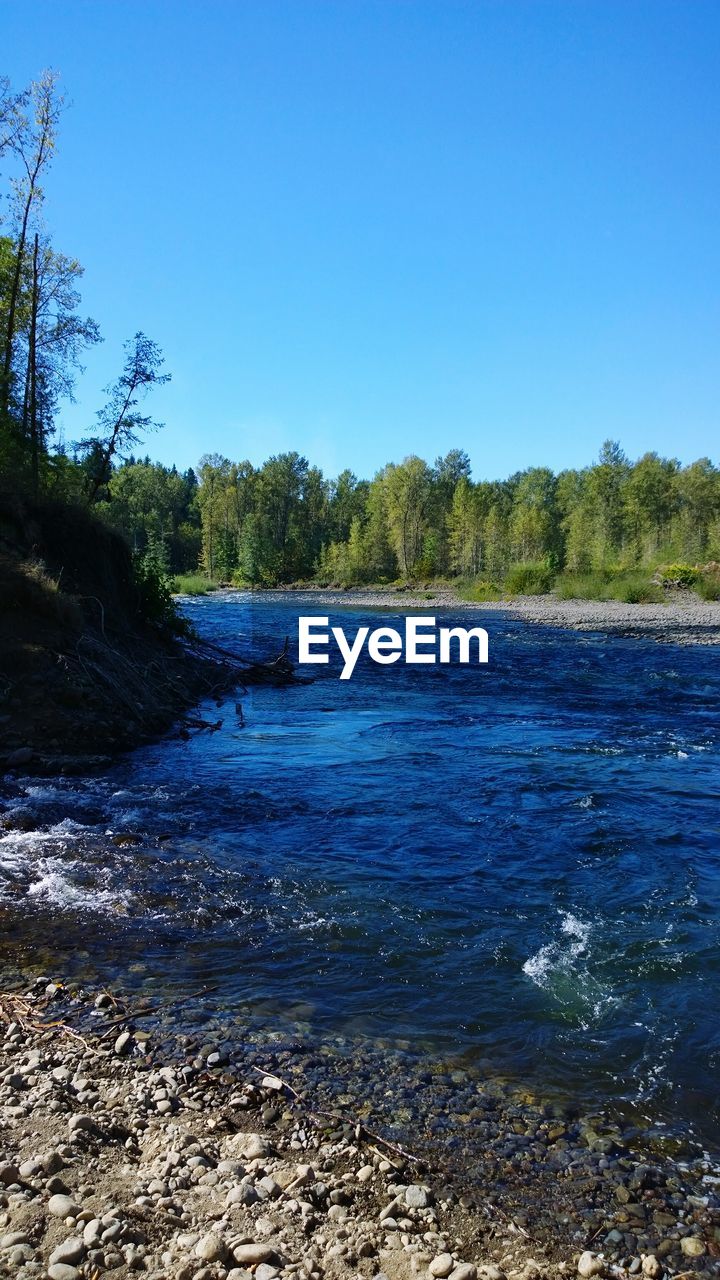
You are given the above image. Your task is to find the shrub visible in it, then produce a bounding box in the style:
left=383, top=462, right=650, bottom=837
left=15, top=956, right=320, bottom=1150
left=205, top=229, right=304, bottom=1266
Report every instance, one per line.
left=555, top=572, right=609, bottom=600
left=135, top=556, right=189, bottom=635
left=504, top=561, right=555, bottom=596
left=661, top=563, right=700, bottom=588
left=172, top=573, right=218, bottom=596
left=697, top=571, right=720, bottom=601
left=607, top=573, right=663, bottom=604
left=456, top=579, right=503, bottom=602
left=555, top=570, right=662, bottom=603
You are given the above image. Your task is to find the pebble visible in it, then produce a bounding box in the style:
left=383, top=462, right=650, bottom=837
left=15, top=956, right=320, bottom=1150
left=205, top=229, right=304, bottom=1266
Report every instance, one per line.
left=48, top=1193, right=80, bottom=1217
left=430, top=1253, right=456, bottom=1277
left=195, top=1231, right=228, bottom=1262
left=406, top=1183, right=433, bottom=1209
left=49, top=1236, right=86, bottom=1266
left=233, top=1243, right=279, bottom=1266
left=680, top=1237, right=706, bottom=1257
left=577, top=1252, right=605, bottom=1278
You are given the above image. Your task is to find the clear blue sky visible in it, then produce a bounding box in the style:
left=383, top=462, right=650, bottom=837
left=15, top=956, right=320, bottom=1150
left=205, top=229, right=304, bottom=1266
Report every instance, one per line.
left=3, top=0, right=719, bottom=481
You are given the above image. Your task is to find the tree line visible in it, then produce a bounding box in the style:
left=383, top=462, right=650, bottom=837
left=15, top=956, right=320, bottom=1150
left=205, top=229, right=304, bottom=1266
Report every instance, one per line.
left=2, top=72, right=719, bottom=597
left=94, top=442, right=720, bottom=590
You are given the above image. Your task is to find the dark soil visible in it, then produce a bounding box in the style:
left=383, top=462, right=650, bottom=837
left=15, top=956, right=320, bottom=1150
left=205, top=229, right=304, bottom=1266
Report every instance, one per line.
left=0, top=495, right=240, bottom=775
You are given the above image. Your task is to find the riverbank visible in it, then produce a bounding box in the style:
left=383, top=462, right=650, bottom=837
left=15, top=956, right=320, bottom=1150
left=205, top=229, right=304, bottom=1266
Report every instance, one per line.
left=264, top=588, right=720, bottom=645
left=1, top=979, right=718, bottom=1280
left=0, top=498, right=247, bottom=777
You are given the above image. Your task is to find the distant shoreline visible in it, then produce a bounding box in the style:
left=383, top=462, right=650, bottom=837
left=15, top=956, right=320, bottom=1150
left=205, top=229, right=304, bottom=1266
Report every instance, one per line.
left=232, top=585, right=720, bottom=646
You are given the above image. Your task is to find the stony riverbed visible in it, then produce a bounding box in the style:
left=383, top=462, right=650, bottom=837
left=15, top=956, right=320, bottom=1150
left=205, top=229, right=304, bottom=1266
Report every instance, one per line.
left=0, top=979, right=718, bottom=1280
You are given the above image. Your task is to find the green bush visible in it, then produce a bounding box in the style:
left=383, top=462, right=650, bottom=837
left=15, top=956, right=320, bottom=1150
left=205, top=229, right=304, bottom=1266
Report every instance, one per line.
left=608, top=573, right=663, bottom=604
left=135, top=556, right=189, bottom=634
left=456, top=579, right=503, bottom=602
left=172, top=573, right=218, bottom=596
left=556, top=572, right=609, bottom=600
left=661, top=563, right=700, bottom=588
left=697, top=571, right=720, bottom=601
left=504, top=561, right=555, bottom=595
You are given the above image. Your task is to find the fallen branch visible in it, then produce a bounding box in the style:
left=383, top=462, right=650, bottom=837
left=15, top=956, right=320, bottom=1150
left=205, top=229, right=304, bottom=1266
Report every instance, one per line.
left=248, top=1064, right=422, bottom=1166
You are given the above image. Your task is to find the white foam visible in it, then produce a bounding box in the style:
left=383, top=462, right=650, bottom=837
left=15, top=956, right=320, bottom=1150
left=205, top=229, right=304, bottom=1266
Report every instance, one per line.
left=522, top=911, right=615, bottom=1024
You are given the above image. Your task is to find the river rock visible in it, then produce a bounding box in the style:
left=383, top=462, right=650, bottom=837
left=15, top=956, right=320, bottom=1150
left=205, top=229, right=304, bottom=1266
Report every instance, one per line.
left=48, top=1267, right=80, bottom=1280
left=0, top=1163, right=20, bottom=1186
left=430, top=1254, right=455, bottom=1278
left=577, top=1252, right=605, bottom=1278
left=680, top=1237, right=706, bottom=1257
left=114, top=1031, right=133, bottom=1055
left=49, top=1236, right=86, bottom=1266
left=48, top=1193, right=80, bottom=1218
left=450, top=1268, right=477, bottom=1280
left=195, top=1231, right=229, bottom=1262
left=233, top=1243, right=278, bottom=1266
left=406, top=1183, right=432, bottom=1208
left=641, top=1257, right=661, bottom=1277
left=240, top=1134, right=272, bottom=1160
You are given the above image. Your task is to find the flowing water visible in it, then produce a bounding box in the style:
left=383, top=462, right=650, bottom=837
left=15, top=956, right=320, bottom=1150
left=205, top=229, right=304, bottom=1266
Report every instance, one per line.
left=2, top=592, right=720, bottom=1150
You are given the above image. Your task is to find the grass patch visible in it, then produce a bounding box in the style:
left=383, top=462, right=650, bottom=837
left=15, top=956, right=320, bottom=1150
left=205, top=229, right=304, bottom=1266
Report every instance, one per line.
left=456, top=579, right=503, bottom=602
left=171, top=574, right=218, bottom=596
left=556, top=570, right=663, bottom=604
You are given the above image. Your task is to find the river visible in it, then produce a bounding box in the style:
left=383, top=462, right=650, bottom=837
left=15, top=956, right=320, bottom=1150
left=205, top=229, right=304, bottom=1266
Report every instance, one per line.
left=2, top=591, right=719, bottom=1153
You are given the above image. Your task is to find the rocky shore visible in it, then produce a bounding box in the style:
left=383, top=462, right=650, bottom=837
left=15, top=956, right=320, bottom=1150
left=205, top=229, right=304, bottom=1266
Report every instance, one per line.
left=268, top=589, right=720, bottom=646
left=1, top=981, right=718, bottom=1280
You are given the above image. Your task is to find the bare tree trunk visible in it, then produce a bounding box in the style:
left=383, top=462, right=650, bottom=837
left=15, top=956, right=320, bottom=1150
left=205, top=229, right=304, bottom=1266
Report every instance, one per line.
left=28, top=233, right=40, bottom=495
left=0, top=198, right=31, bottom=418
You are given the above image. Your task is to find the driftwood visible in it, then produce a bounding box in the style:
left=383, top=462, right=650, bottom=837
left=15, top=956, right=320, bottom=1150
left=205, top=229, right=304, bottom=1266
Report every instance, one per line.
left=248, top=1063, right=422, bottom=1167
left=0, top=990, right=99, bottom=1055
left=185, top=634, right=311, bottom=687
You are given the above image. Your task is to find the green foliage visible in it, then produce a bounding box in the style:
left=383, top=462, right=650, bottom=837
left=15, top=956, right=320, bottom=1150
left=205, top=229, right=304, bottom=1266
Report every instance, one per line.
left=556, top=570, right=663, bottom=603
left=697, top=570, right=720, bottom=601
left=505, top=560, right=555, bottom=595
left=133, top=552, right=189, bottom=635
left=456, top=579, right=503, bottom=602
left=171, top=573, right=218, bottom=596
left=660, top=563, right=700, bottom=588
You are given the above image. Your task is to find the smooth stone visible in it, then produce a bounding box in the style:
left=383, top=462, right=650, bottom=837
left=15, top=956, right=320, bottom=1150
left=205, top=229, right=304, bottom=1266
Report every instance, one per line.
left=450, top=1268, right=477, bottom=1280
left=430, top=1255, right=455, bottom=1278
left=49, top=1236, right=86, bottom=1266
left=195, top=1231, right=229, bottom=1262
left=48, top=1267, right=80, bottom=1280
left=0, top=1164, right=20, bottom=1186
left=48, top=1193, right=80, bottom=1218
left=233, top=1243, right=278, bottom=1266
left=578, top=1253, right=605, bottom=1278
left=0, top=1231, right=31, bottom=1247
left=240, top=1134, right=271, bottom=1160
left=114, top=1031, right=133, bottom=1055
left=226, top=1183, right=259, bottom=1207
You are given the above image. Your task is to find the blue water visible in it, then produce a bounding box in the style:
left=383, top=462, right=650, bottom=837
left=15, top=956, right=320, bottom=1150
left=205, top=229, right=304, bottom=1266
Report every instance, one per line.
left=2, top=592, right=720, bottom=1146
